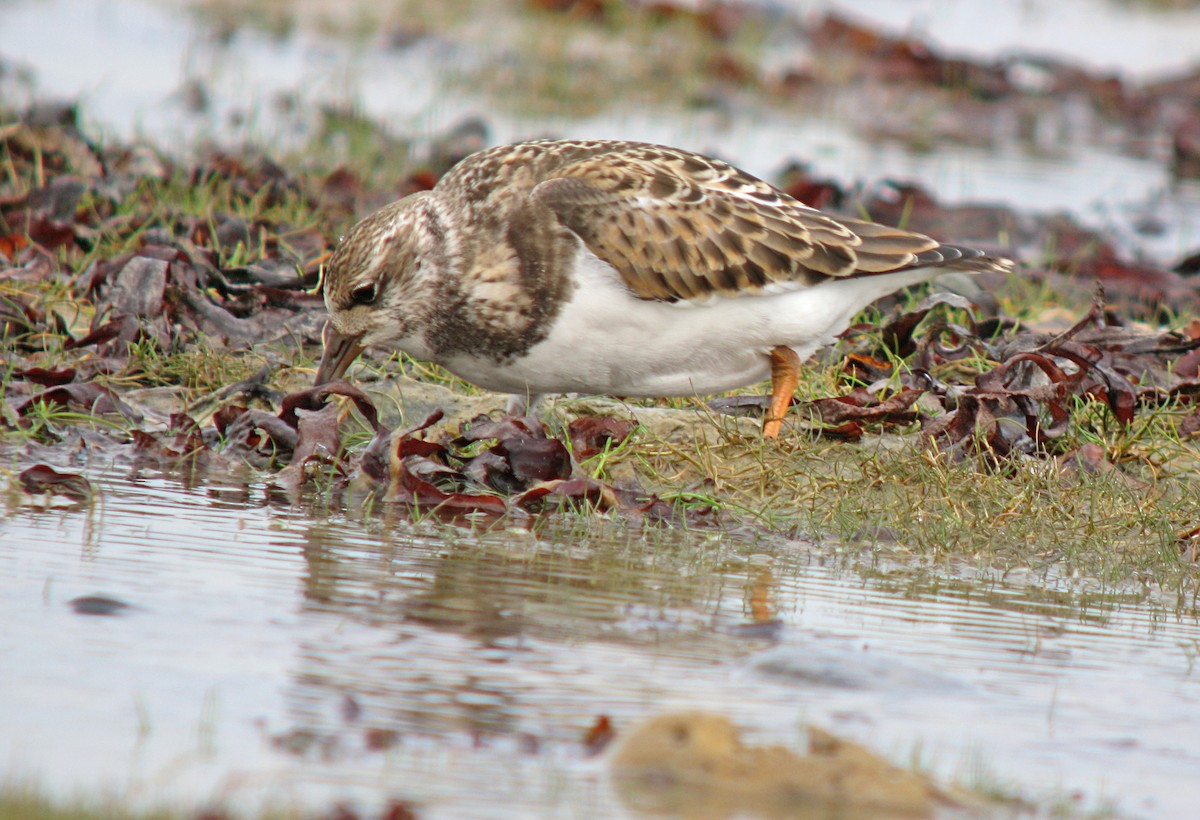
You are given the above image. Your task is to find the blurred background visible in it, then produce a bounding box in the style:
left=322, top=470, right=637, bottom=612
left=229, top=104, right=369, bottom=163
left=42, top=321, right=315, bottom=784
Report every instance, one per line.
left=3, top=0, right=1200, bottom=266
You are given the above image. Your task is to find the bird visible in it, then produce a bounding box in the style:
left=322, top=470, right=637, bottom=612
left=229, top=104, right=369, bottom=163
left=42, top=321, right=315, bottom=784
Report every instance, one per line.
left=315, top=139, right=1012, bottom=437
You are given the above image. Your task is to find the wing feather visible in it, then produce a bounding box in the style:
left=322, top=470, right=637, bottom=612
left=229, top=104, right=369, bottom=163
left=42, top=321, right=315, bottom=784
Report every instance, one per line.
left=527, top=146, right=944, bottom=301
left=437, top=139, right=1008, bottom=303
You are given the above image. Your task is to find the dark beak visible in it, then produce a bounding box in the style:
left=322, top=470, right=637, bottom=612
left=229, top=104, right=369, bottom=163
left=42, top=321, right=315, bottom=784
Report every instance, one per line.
left=315, top=321, right=365, bottom=385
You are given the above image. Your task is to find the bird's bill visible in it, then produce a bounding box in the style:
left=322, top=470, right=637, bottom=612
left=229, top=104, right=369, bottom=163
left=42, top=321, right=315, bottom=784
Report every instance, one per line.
left=315, top=322, right=365, bottom=385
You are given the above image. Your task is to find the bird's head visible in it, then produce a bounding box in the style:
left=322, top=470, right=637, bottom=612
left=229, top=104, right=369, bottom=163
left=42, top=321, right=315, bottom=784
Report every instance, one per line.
left=314, top=192, right=444, bottom=384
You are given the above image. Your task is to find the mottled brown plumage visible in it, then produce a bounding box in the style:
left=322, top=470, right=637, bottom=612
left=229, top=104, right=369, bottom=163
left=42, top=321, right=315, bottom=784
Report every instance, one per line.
left=428, top=140, right=991, bottom=301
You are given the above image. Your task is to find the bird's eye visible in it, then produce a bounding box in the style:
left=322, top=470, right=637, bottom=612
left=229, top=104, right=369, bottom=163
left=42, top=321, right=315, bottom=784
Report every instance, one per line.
left=350, top=283, right=377, bottom=306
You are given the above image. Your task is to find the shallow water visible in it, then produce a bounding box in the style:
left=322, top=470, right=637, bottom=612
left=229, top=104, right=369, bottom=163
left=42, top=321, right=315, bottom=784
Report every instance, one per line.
left=797, top=0, right=1200, bottom=79
left=3, top=466, right=1200, bottom=817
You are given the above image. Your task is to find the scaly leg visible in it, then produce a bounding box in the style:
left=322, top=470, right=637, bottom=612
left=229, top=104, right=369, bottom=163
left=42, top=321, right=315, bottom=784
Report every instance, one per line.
left=764, top=346, right=800, bottom=439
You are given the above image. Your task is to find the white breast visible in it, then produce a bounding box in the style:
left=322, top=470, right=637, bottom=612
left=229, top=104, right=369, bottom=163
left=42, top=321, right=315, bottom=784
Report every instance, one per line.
left=437, top=246, right=941, bottom=399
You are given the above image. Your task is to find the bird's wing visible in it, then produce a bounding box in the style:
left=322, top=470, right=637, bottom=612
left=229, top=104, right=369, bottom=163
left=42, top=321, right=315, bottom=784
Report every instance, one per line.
left=528, top=143, right=943, bottom=302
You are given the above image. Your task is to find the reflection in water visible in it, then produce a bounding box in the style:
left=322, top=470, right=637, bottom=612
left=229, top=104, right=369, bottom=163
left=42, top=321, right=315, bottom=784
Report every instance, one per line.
left=288, top=519, right=754, bottom=744
left=3, top=468, right=1194, bottom=815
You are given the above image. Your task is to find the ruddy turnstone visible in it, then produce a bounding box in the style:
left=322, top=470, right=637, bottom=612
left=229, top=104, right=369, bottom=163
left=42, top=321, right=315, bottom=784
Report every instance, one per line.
left=315, top=139, right=1012, bottom=437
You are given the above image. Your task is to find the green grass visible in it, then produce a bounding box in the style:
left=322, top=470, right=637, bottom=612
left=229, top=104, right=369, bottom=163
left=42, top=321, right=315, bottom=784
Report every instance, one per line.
left=606, top=392, right=1200, bottom=586
left=118, top=341, right=266, bottom=393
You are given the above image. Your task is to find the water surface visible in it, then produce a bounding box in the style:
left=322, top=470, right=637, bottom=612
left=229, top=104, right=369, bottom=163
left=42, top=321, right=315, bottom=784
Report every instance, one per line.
left=3, top=468, right=1199, bottom=816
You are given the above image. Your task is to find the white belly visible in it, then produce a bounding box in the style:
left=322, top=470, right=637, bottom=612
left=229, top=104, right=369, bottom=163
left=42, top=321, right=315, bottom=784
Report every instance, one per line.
left=437, top=247, right=939, bottom=399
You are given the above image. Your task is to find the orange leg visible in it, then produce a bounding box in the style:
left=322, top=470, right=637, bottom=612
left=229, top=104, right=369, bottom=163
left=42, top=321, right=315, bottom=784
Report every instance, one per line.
left=763, top=346, right=800, bottom=439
